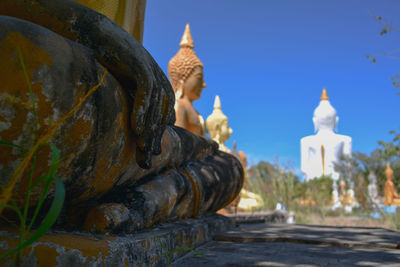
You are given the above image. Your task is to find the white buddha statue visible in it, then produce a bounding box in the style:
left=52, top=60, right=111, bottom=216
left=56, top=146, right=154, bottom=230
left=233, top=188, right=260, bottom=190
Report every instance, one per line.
left=368, top=171, right=381, bottom=206
left=300, top=88, right=352, bottom=181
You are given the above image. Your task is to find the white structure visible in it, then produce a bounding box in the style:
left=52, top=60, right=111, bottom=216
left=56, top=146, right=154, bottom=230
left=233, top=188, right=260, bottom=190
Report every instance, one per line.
left=344, top=182, right=359, bottom=213
left=300, top=89, right=352, bottom=181
left=368, top=171, right=382, bottom=207
left=331, top=182, right=342, bottom=210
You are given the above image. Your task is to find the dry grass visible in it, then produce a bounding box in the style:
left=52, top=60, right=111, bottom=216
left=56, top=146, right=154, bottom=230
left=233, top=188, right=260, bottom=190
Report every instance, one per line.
left=244, top=161, right=400, bottom=231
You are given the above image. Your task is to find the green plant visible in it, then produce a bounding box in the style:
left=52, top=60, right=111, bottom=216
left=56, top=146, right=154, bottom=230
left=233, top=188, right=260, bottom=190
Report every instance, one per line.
left=0, top=48, right=67, bottom=265
left=151, top=231, right=203, bottom=266
left=0, top=142, right=65, bottom=264
left=246, top=160, right=299, bottom=212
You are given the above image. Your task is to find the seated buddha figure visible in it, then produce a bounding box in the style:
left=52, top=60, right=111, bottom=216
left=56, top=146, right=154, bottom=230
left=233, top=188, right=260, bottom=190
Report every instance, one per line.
left=384, top=164, right=400, bottom=206
left=206, top=95, right=233, bottom=153
left=168, top=24, right=206, bottom=136
left=0, top=0, right=244, bottom=236
left=368, top=171, right=382, bottom=206
left=301, top=88, right=352, bottom=181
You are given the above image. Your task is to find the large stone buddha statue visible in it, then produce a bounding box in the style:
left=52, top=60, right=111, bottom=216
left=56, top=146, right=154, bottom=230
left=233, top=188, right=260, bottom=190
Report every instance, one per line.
left=206, top=95, right=233, bottom=153
left=0, top=0, right=243, bottom=238
left=168, top=24, right=207, bottom=136
left=300, top=89, right=352, bottom=181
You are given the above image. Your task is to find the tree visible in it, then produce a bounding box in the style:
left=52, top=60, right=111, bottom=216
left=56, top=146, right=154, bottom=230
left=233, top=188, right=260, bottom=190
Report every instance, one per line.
left=367, top=15, right=400, bottom=92
left=335, top=128, right=400, bottom=195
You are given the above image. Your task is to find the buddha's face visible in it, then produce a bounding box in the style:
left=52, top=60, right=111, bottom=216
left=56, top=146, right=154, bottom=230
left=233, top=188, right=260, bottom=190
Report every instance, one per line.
left=386, top=170, right=394, bottom=180
left=183, top=66, right=206, bottom=101
left=219, top=119, right=232, bottom=143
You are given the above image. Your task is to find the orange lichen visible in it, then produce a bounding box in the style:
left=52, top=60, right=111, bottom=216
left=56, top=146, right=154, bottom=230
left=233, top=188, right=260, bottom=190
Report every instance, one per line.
left=0, top=31, right=53, bottom=208
left=32, top=244, right=59, bottom=267
left=40, top=232, right=114, bottom=258
left=83, top=205, right=112, bottom=233
left=0, top=59, right=107, bottom=213
left=0, top=229, right=114, bottom=265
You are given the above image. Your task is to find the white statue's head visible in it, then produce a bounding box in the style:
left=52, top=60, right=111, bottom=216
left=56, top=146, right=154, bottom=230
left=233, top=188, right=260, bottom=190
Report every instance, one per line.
left=312, top=88, right=338, bottom=132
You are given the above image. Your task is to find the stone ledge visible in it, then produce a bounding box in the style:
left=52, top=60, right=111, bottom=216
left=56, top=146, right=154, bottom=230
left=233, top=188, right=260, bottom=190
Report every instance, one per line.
left=173, top=223, right=400, bottom=266
left=226, top=210, right=292, bottom=224
left=0, top=214, right=232, bottom=267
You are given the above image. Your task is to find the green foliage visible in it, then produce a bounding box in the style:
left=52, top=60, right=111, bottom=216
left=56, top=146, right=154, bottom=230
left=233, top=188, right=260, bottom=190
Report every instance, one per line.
left=151, top=232, right=203, bottom=266
left=387, top=212, right=400, bottom=231
left=0, top=50, right=65, bottom=264
left=0, top=130, right=65, bottom=265
left=246, top=160, right=299, bottom=211
left=335, top=128, right=400, bottom=197
left=244, top=130, right=400, bottom=229
left=377, top=129, right=400, bottom=160
left=246, top=160, right=337, bottom=224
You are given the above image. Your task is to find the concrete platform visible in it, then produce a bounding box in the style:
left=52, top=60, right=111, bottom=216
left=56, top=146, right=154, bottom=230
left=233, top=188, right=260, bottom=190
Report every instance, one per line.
left=226, top=210, right=292, bottom=224
left=173, top=223, right=400, bottom=266
left=0, top=215, right=232, bottom=266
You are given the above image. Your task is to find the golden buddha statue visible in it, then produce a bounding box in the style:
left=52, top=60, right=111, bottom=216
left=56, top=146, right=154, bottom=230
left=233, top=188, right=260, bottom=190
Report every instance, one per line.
left=168, top=24, right=206, bottom=136
left=206, top=95, right=233, bottom=153
left=384, top=163, right=400, bottom=206
left=338, top=179, right=359, bottom=212
left=75, top=0, right=146, bottom=43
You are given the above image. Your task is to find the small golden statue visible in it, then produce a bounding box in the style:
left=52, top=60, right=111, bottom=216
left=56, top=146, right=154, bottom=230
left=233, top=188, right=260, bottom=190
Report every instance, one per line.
left=384, top=163, right=400, bottom=206
left=206, top=95, right=233, bottom=153
left=168, top=24, right=206, bottom=136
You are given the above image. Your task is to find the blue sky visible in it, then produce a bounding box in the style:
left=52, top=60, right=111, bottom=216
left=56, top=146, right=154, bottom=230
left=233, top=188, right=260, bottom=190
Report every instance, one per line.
left=143, top=0, right=400, bottom=175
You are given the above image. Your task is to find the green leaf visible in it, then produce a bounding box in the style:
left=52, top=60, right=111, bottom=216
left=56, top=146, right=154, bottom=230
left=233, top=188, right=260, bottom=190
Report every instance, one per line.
left=0, top=140, right=27, bottom=152
left=0, top=177, right=65, bottom=260
left=27, top=144, right=60, bottom=231
left=0, top=204, right=23, bottom=223
left=157, top=238, right=170, bottom=264
left=18, top=47, right=39, bottom=136
left=172, top=246, right=203, bottom=257
left=29, top=174, right=48, bottom=190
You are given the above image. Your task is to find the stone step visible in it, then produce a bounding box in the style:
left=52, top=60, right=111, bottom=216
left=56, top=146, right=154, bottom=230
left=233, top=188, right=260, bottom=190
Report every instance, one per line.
left=174, top=222, right=400, bottom=266
left=0, top=214, right=231, bottom=266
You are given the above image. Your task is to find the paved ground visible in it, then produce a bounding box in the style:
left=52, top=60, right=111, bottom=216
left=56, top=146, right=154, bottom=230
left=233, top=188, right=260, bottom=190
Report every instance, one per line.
left=173, top=223, right=400, bottom=266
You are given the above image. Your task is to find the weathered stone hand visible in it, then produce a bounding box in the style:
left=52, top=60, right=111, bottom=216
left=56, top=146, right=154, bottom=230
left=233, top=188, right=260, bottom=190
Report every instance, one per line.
left=0, top=0, right=175, bottom=168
